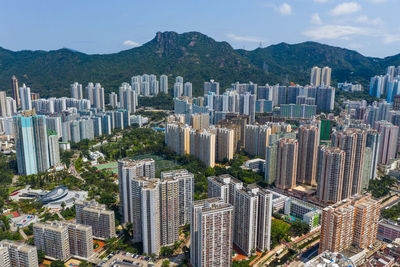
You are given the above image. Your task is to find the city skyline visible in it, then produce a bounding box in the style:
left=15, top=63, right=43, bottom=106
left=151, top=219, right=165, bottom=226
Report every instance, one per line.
left=0, top=0, right=400, bottom=57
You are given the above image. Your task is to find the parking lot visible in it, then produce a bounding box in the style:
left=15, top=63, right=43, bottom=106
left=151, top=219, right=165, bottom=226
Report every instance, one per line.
left=98, top=252, right=156, bottom=267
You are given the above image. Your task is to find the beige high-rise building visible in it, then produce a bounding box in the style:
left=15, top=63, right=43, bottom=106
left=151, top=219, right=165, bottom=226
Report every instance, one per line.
left=161, top=169, right=194, bottom=226
left=11, top=75, right=20, bottom=108
left=321, top=66, right=332, bottom=87
left=244, top=124, right=271, bottom=158
left=216, top=127, right=235, bottom=162
left=331, top=128, right=367, bottom=199
left=317, top=146, right=346, bottom=204
left=0, top=91, right=7, bottom=117
left=159, top=177, right=180, bottom=246
left=310, top=66, right=321, bottom=86
left=118, top=158, right=155, bottom=225
left=276, top=138, right=298, bottom=190
left=33, top=222, right=71, bottom=261
left=191, top=113, right=209, bottom=130
left=189, top=129, right=216, bottom=167
left=65, top=223, right=94, bottom=259
left=165, top=122, right=190, bottom=156
left=141, top=181, right=161, bottom=255
left=75, top=200, right=116, bottom=240
left=0, top=240, right=38, bottom=267
left=297, top=124, right=319, bottom=185
left=190, top=198, right=234, bottom=267
left=0, top=245, right=10, bottom=267
left=319, top=195, right=380, bottom=254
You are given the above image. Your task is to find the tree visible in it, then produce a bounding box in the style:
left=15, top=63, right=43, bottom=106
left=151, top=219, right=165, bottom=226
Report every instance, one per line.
left=270, top=219, right=291, bottom=248
left=51, top=260, right=65, bottom=267
left=160, top=246, right=174, bottom=257
left=79, top=261, right=91, bottom=267
left=162, top=260, right=171, bottom=267
left=37, top=249, right=45, bottom=264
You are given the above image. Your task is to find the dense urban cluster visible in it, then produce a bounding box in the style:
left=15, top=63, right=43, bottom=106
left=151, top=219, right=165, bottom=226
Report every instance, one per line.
left=1, top=65, right=400, bottom=267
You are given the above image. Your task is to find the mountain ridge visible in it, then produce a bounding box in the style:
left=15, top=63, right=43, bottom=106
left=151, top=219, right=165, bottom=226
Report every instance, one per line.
left=1, top=31, right=400, bottom=97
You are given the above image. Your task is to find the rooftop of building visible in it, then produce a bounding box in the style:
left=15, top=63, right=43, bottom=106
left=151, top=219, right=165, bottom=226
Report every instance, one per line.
left=305, top=251, right=355, bottom=267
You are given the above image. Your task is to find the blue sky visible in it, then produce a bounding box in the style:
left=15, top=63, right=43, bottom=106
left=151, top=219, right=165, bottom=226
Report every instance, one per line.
left=1, top=0, right=399, bottom=57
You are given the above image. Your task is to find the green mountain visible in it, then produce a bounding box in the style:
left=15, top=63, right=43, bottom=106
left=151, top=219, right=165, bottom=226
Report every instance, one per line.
left=0, top=31, right=400, bottom=97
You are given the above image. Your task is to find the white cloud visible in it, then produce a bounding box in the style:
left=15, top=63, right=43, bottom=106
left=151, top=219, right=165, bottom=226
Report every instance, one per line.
left=314, top=0, right=329, bottom=2
left=330, top=2, right=362, bottom=16
left=355, top=15, right=383, bottom=25
left=278, top=3, right=292, bottom=15
left=303, top=25, right=371, bottom=40
left=368, top=0, right=387, bottom=3
left=384, top=34, right=400, bottom=44
left=226, top=33, right=265, bottom=43
left=311, top=13, right=322, bottom=24
left=123, top=40, right=140, bottom=47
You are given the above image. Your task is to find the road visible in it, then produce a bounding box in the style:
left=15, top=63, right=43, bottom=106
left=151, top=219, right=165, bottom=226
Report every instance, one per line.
left=298, top=243, right=319, bottom=262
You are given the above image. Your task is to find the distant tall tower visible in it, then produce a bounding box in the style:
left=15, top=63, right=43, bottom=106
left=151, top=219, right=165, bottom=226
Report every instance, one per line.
left=297, top=124, right=319, bottom=186
left=276, top=138, right=298, bottom=190
left=310, top=66, right=321, bottom=86
left=19, top=84, right=32, bottom=111
left=11, top=75, right=20, bottom=108
left=160, top=75, right=168, bottom=94
left=321, top=66, right=332, bottom=86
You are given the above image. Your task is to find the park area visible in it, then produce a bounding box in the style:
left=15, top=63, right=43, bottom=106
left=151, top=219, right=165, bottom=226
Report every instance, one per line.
left=93, top=154, right=180, bottom=175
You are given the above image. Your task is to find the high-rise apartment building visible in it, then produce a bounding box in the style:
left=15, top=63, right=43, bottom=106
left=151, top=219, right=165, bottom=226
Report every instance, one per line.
left=0, top=240, right=38, bottom=267
left=321, top=67, right=332, bottom=86
left=118, top=158, right=156, bottom=224
left=184, top=82, right=192, bottom=98
left=11, top=75, right=20, bottom=108
left=161, top=169, right=194, bottom=226
left=75, top=200, right=116, bottom=240
left=19, top=84, right=32, bottom=111
left=109, top=92, right=118, bottom=108
left=33, top=222, right=71, bottom=261
left=331, top=128, right=367, bottom=199
left=208, top=174, right=243, bottom=206
left=48, top=133, right=60, bottom=167
left=216, top=127, right=235, bottom=162
left=160, top=75, right=168, bottom=94
left=174, top=82, right=183, bottom=98
left=191, top=113, right=209, bottom=130
left=70, top=82, right=83, bottom=99
left=0, top=91, right=7, bottom=117
left=276, top=138, right=298, bottom=190
left=297, top=124, right=319, bottom=185
left=310, top=66, right=321, bottom=86
left=244, top=124, right=271, bottom=158
left=375, top=120, right=399, bottom=165
left=118, top=168, right=193, bottom=255
left=14, top=115, right=53, bottom=175
left=119, top=82, right=137, bottom=114
left=265, top=144, right=278, bottom=185
left=319, top=195, right=380, bottom=253
left=190, top=198, right=234, bottom=267
left=66, top=223, right=94, bottom=259
left=204, top=80, right=220, bottom=95
left=165, top=122, right=191, bottom=156
left=316, top=146, right=346, bottom=204
left=140, top=180, right=161, bottom=255
left=0, top=245, right=9, bottom=267
left=189, top=129, right=216, bottom=167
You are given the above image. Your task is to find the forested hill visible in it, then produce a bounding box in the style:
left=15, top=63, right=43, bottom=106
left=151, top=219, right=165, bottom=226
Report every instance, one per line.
left=1, top=31, right=400, bottom=97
